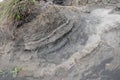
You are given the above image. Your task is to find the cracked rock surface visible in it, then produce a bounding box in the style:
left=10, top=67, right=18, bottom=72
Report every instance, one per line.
left=0, top=0, right=120, bottom=80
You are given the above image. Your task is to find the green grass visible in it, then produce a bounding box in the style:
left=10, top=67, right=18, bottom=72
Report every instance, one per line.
left=10, top=66, right=22, bottom=78
left=0, top=0, right=36, bottom=24
left=0, top=69, right=3, bottom=76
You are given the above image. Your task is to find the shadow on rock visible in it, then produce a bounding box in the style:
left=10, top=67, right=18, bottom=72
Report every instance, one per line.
left=81, top=57, right=120, bottom=80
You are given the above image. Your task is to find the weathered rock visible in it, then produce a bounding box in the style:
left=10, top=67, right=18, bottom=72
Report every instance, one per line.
left=0, top=1, right=120, bottom=80
left=64, top=0, right=120, bottom=6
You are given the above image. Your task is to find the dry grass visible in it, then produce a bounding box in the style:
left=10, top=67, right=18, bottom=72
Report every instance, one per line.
left=0, top=0, right=38, bottom=39
left=0, top=0, right=36, bottom=25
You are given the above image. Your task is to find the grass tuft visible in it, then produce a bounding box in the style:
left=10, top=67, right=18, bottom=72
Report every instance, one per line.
left=0, top=0, right=36, bottom=26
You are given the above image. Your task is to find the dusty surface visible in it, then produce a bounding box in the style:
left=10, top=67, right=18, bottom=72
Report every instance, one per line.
left=0, top=0, right=120, bottom=80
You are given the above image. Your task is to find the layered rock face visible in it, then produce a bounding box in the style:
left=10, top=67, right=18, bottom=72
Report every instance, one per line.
left=0, top=0, right=120, bottom=80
